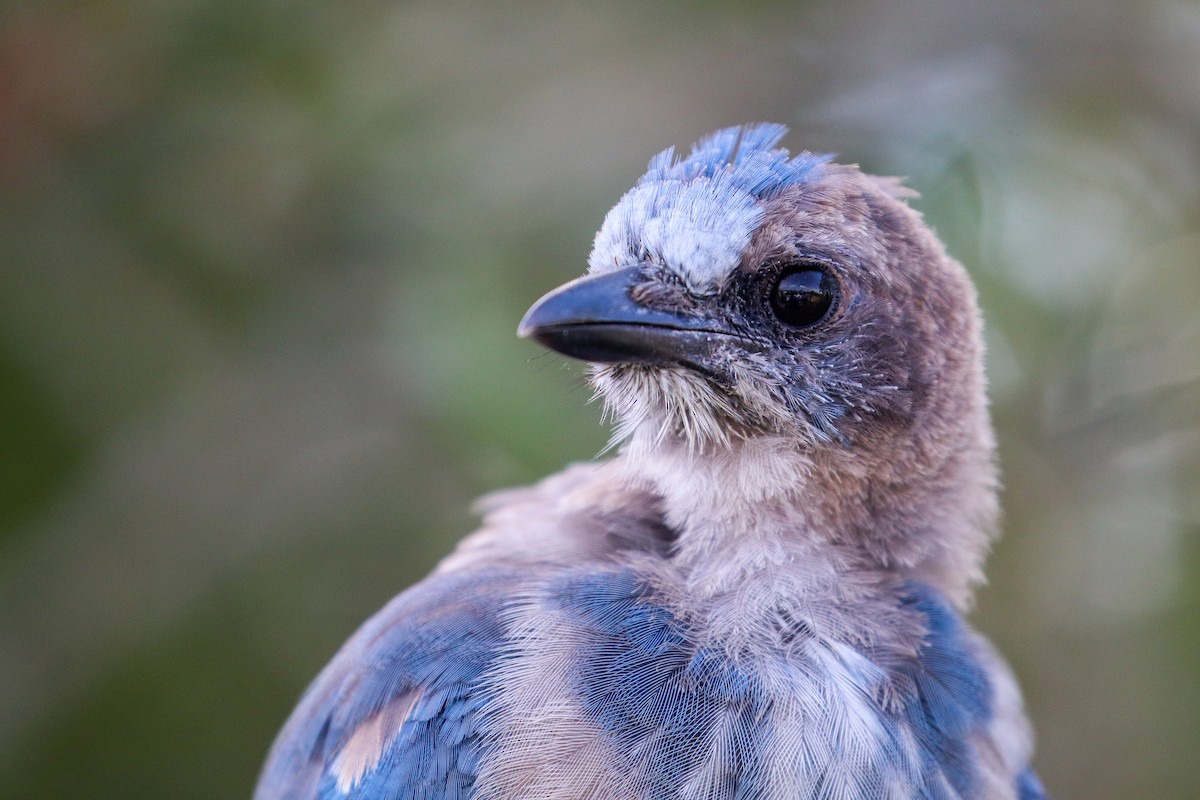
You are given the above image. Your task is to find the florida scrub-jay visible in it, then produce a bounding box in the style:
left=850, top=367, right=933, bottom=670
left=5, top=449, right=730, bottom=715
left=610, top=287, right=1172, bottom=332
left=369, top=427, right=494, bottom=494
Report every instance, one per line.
left=255, top=124, right=1046, bottom=800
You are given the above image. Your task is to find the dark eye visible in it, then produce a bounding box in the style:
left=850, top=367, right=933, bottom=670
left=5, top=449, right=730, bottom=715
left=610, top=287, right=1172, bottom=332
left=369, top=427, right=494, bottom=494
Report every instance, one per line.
left=770, top=266, right=836, bottom=327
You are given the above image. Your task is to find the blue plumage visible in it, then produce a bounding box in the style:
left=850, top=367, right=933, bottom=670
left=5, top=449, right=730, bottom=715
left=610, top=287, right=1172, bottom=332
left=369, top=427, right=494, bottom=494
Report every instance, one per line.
left=1017, top=768, right=1048, bottom=800
left=642, top=123, right=830, bottom=199
left=897, top=583, right=995, bottom=798
left=552, top=569, right=770, bottom=800
left=258, top=569, right=515, bottom=799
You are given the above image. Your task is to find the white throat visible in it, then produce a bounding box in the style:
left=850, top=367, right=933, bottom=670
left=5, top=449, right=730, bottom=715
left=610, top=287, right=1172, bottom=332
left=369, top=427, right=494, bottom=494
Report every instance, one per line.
left=620, top=432, right=824, bottom=590
left=617, top=430, right=913, bottom=656
left=622, top=432, right=811, bottom=533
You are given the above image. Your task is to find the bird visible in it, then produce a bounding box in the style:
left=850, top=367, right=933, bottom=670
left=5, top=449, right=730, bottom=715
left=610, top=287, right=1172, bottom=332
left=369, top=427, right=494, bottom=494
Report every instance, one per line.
left=255, top=123, right=1047, bottom=800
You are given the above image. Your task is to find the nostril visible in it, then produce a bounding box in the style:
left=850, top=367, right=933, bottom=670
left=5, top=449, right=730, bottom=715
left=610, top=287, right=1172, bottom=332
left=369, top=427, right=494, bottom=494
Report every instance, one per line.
left=628, top=278, right=699, bottom=314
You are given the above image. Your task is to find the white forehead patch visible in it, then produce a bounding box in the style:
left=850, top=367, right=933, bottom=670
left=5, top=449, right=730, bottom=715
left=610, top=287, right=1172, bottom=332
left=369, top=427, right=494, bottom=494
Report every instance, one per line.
left=588, top=175, right=763, bottom=296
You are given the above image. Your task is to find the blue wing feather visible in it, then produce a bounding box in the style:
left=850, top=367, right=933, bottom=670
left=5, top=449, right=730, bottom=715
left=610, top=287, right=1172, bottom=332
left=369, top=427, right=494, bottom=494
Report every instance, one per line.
left=1017, top=767, right=1049, bottom=799
left=259, top=564, right=1034, bottom=800
left=893, top=583, right=995, bottom=799
left=255, top=568, right=516, bottom=800
left=549, top=569, right=772, bottom=800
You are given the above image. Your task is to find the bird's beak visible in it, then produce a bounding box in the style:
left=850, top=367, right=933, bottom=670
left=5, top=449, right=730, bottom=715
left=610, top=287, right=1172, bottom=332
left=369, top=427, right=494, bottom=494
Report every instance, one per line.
left=518, top=266, right=763, bottom=370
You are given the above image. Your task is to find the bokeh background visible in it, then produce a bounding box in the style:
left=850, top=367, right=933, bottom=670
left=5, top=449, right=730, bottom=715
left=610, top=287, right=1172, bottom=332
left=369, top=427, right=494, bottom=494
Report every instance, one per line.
left=2, top=0, right=1199, bottom=797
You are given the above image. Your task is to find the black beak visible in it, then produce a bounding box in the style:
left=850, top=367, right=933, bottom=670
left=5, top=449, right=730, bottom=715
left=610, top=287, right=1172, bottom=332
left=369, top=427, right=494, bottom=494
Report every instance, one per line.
left=517, top=266, right=764, bottom=370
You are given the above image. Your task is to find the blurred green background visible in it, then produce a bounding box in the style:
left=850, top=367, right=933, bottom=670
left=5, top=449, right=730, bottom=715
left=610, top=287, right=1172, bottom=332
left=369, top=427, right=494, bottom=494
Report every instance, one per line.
left=2, top=0, right=1198, bottom=797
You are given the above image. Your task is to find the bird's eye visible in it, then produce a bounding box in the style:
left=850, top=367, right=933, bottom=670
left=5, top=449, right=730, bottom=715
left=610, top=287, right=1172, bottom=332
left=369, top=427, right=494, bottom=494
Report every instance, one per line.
left=770, top=266, right=836, bottom=327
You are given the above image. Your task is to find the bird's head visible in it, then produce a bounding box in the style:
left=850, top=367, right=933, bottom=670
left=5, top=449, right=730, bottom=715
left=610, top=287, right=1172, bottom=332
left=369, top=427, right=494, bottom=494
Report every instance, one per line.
left=522, top=123, right=989, bottom=462
left=520, top=125, right=998, bottom=598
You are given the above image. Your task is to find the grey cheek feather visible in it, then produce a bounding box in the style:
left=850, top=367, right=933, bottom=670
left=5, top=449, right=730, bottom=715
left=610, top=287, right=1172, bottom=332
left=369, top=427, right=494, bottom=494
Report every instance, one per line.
left=589, top=178, right=763, bottom=295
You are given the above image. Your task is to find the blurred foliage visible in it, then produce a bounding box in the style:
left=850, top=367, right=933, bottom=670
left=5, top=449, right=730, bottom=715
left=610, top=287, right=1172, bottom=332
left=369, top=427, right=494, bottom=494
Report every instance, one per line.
left=2, top=0, right=1199, bottom=797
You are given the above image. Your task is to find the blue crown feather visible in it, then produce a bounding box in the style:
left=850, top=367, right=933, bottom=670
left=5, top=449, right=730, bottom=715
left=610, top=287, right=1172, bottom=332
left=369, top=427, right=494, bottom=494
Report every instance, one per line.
left=641, top=124, right=831, bottom=200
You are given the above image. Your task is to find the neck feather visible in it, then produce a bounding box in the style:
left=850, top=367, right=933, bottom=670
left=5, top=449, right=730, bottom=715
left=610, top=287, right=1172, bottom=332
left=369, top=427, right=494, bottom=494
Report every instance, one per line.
left=618, top=420, right=997, bottom=611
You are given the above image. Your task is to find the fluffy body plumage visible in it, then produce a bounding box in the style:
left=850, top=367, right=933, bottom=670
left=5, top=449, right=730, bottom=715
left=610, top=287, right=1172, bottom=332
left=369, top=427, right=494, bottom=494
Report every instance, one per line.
left=256, top=125, right=1045, bottom=800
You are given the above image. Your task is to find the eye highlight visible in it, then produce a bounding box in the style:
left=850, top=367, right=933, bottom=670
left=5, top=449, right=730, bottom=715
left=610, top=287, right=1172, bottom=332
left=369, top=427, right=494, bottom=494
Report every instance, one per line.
left=770, top=266, right=837, bottom=328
